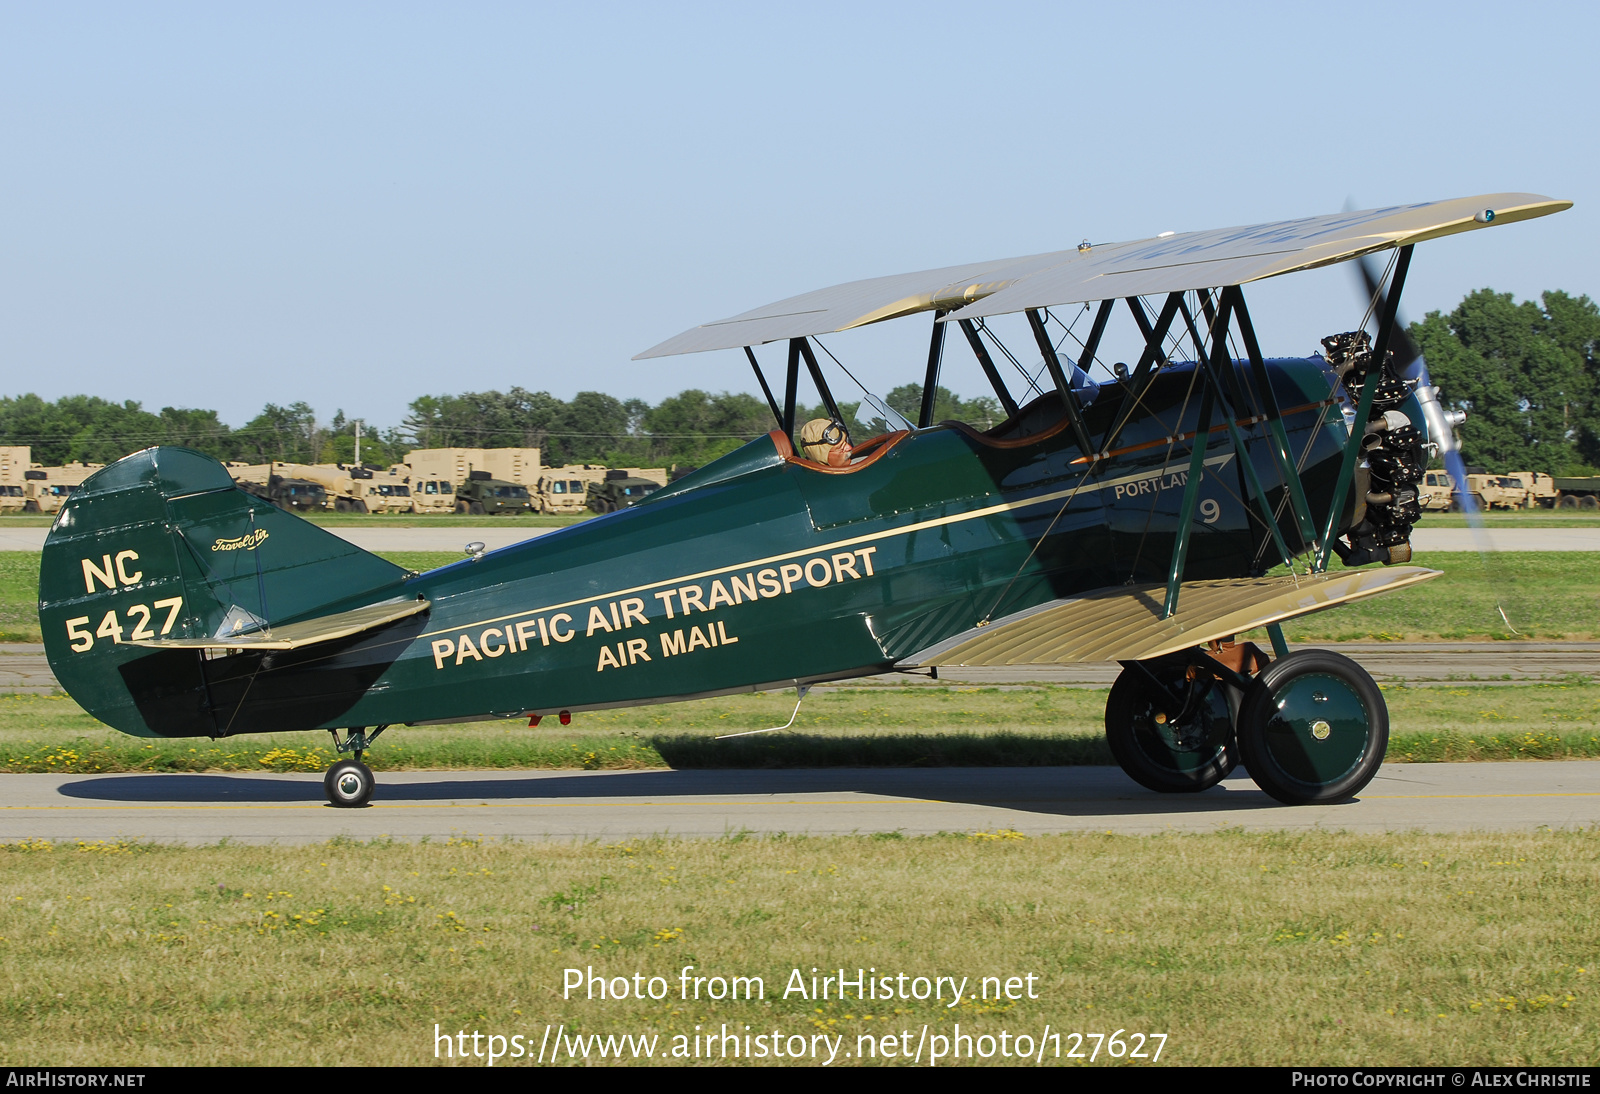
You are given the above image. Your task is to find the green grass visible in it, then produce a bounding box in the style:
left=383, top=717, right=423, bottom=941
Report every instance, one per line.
left=1421, top=510, right=1600, bottom=527
left=3, top=681, right=1600, bottom=773
left=0, top=553, right=39, bottom=642
left=0, top=831, right=1595, bottom=1065
left=1244, top=551, right=1600, bottom=641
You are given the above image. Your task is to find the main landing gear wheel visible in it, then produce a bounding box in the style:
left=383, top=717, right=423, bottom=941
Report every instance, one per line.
left=324, top=759, right=375, bottom=807
left=1105, top=661, right=1237, bottom=793
left=1236, top=650, right=1387, bottom=805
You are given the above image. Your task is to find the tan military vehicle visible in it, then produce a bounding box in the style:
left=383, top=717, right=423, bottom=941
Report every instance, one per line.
left=621, top=467, right=669, bottom=488
left=407, top=471, right=457, bottom=514
left=266, top=462, right=415, bottom=513
left=0, top=446, right=29, bottom=514
left=1423, top=469, right=1564, bottom=511
left=404, top=448, right=543, bottom=515
left=1500, top=471, right=1558, bottom=509
left=1417, top=469, right=1456, bottom=511
left=1463, top=473, right=1534, bottom=511
left=405, top=448, right=479, bottom=492
left=24, top=462, right=104, bottom=514
left=479, top=447, right=542, bottom=486
left=533, top=465, right=608, bottom=514
left=356, top=468, right=415, bottom=513
left=407, top=448, right=542, bottom=485
left=223, top=462, right=328, bottom=513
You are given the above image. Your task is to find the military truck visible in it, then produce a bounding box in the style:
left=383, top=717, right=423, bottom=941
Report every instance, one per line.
left=267, top=462, right=415, bottom=513
left=1500, top=471, right=1559, bottom=509
left=225, top=464, right=328, bottom=512
left=406, top=448, right=542, bottom=485
left=587, top=469, right=663, bottom=513
left=1417, top=469, right=1456, bottom=510
left=1552, top=477, right=1600, bottom=509
left=0, top=447, right=28, bottom=514
left=23, top=462, right=103, bottom=514
left=533, top=465, right=608, bottom=515
left=1459, top=473, right=1532, bottom=511
left=404, top=447, right=543, bottom=515
left=407, top=472, right=457, bottom=515
left=453, top=471, right=533, bottom=515
left=479, top=447, right=542, bottom=486
left=358, top=472, right=415, bottom=513
left=624, top=467, right=670, bottom=488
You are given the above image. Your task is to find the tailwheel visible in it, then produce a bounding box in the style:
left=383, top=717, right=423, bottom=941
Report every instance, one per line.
left=1236, top=650, right=1387, bottom=805
left=323, top=725, right=388, bottom=807
left=1105, top=660, right=1237, bottom=792
left=324, top=759, right=374, bottom=807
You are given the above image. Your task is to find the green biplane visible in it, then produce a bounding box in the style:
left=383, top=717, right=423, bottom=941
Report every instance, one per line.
left=38, top=193, right=1569, bottom=807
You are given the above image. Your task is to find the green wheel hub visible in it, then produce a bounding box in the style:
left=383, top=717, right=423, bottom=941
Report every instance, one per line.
left=1239, top=650, right=1388, bottom=805
left=1258, top=672, right=1372, bottom=785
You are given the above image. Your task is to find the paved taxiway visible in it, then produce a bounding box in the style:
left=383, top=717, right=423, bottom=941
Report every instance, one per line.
left=1, top=761, right=1595, bottom=843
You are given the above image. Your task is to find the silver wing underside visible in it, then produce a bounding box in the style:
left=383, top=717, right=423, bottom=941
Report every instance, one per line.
left=636, top=193, right=1569, bottom=359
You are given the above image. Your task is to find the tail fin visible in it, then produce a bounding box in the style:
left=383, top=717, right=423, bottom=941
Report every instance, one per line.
left=39, top=447, right=412, bottom=737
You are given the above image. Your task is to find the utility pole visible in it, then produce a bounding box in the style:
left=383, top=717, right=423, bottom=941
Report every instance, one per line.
left=354, top=420, right=361, bottom=466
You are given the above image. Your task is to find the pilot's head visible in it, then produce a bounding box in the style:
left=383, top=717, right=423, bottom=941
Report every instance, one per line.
left=800, top=418, right=852, bottom=466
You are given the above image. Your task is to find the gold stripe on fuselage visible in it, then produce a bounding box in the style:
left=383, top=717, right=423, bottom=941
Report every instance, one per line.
left=417, top=452, right=1241, bottom=642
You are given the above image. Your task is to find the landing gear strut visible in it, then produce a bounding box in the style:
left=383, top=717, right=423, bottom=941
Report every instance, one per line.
left=323, top=725, right=389, bottom=808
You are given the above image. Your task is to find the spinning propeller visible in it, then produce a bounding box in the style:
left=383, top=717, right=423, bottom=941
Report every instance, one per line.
left=1351, top=252, right=1521, bottom=634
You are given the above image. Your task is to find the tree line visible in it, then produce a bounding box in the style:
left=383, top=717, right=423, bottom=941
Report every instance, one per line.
left=0, top=385, right=1002, bottom=471
left=1, top=287, right=1594, bottom=473
left=1415, top=289, right=1600, bottom=474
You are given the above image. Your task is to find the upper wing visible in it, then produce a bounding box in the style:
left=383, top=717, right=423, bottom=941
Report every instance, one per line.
left=635, top=193, right=1569, bottom=359
left=901, top=566, right=1440, bottom=667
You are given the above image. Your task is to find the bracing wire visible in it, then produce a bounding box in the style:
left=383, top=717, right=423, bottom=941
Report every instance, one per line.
left=810, top=337, right=914, bottom=431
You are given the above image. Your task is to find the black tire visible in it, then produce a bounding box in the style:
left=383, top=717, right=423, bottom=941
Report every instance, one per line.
left=1582, top=496, right=1599, bottom=511
left=324, top=759, right=374, bottom=808
left=468, top=501, right=485, bottom=516
left=1105, top=661, right=1238, bottom=793
left=353, top=500, right=368, bottom=514
left=454, top=500, right=468, bottom=514
left=1237, top=650, right=1387, bottom=805
left=1559, top=495, right=1578, bottom=509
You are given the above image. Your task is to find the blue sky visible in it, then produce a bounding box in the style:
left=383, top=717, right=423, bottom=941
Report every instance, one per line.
left=1, top=2, right=1593, bottom=429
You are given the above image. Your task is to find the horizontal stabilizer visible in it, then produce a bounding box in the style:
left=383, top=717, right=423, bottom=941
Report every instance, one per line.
left=903, top=566, right=1441, bottom=667
left=126, top=597, right=430, bottom=652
